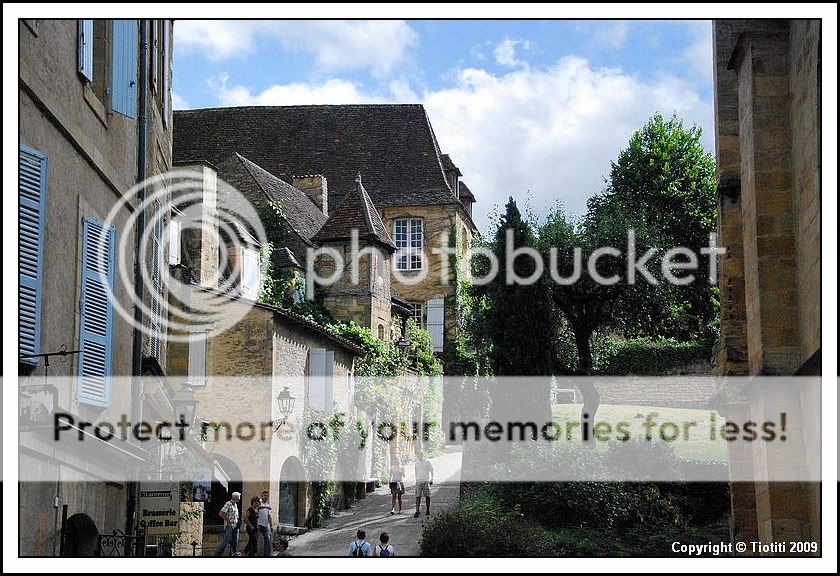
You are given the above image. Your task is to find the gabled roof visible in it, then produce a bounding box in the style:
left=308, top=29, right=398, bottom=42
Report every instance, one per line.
left=441, top=154, right=462, bottom=177
left=459, top=181, right=476, bottom=202
left=173, top=104, right=460, bottom=209
left=275, top=246, right=302, bottom=269
left=312, top=174, right=397, bottom=251
left=216, top=153, right=327, bottom=245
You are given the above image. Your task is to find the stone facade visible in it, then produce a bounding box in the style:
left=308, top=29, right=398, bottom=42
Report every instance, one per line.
left=379, top=204, right=474, bottom=345
left=19, top=19, right=173, bottom=556
left=713, top=19, right=821, bottom=554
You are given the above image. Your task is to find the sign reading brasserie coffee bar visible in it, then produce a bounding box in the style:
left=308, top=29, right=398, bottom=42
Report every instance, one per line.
left=138, top=483, right=181, bottom=535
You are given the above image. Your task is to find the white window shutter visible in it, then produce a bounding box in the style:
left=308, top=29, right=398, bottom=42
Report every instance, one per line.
left=77, top=20, right=94, bottom=81
left=308, top=348, right=326, bottom=411
left=168, top=219, right=181, bottom=265
left=325, top=350, right=334, bottom=410
left=426, top=298, right=445, bottom=352
left=242, top=247, right=261, bottom=300
left=188, top=332, right=206, bottom=386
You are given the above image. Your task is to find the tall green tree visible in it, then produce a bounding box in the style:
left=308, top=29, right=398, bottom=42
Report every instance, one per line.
left=485, top=198, right=554, bottom=423
left=588, top=112, right=718, bottom=339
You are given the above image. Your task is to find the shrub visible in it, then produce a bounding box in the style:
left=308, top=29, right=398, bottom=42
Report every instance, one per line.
left=592, top=336, right=712, bottom=375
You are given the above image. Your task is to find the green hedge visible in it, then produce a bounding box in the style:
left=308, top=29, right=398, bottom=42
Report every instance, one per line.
left=592, top=337, right=712, bottom=375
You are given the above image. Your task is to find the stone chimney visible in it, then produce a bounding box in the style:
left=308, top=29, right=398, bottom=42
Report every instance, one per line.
left=293, top=175, right=328, bottom=216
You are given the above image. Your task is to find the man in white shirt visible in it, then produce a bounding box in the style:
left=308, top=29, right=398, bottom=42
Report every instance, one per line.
left=413, top=453, right=434, bottom=518
left=258, top=490, right=273, bottom=557
left=214, top=491, right=241, bottom=556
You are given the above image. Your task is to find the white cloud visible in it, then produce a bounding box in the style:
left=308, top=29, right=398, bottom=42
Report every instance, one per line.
left=176, top=20, right=418, bottom=77
left=493, top=38, right=532, bottom=68
left=171, top=91, right=189, bottom=110
left=422, top=57, right=713, bottom=231
left=209, top=74, right=374, bottom=106
left=204, top=58, right=713, bottom=232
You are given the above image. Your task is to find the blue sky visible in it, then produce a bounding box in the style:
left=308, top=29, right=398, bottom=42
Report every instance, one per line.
left=173, top=20, right=714, bottom=233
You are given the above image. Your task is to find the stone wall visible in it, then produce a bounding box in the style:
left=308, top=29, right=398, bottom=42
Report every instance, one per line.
left=378, top=204, right=473, bottom=345
left=713, top=19, right=821, bottom=554
left=19, top=19, right=172, bottom=556
left=789, top=20, right=821, bottom=365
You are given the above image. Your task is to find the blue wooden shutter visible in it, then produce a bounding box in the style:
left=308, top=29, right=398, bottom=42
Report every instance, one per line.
left=78, top=20, right=94, bottom=81
left=111, top=19, right=138, bottom=118
left=19, top=146, right=48, bottom=365
left=162, top=20, right=171, bottom=126
left=77, top=218, right=115, bottom=406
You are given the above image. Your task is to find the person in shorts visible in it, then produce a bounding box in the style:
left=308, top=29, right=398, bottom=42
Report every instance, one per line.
left=413, top=453, right=434, bottom=518
left=389, top=461, right=405, bottom=515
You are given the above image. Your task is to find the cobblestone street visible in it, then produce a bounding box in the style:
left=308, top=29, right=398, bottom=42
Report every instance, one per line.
left=287, top=446, right=462, bottom=557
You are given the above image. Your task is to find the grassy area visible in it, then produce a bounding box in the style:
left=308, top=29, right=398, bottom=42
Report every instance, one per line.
left=552, top=403, right=728, bottom=463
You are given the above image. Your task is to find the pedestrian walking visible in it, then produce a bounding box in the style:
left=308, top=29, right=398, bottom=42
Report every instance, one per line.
left=347, top=529, right=371, bottom=557
left=389, top=461, right=405, bottom=515
left=372, top=532, right=395, bottom=557
left=414, top=453, right=434, bottom=518
left=214, top=492, right=241, bottom=557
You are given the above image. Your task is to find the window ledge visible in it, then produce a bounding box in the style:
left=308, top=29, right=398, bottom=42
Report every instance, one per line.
left=83, top=83, right=109, bottom=128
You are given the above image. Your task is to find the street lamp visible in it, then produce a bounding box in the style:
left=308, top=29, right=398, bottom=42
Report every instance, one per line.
left=276, top=386, right=295, bottom=423
left=172, top=382, right=199, bottom=429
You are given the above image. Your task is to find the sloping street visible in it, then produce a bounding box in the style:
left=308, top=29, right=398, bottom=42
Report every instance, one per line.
left=287, top=446, right=462, bottom=556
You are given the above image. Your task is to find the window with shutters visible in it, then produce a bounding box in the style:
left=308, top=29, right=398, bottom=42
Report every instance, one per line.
left=188, top=332, right=207, bottom=387
left=111, top=19, right=138, bottom=118
left=19, top=146, right=48, bottom=366
left=409, top=302, right=424, bottom=329
left=77, top=20, right=94, bottom=82
left=307, top=348, right=334, bottom=412
left=394, top=218, right=423, bottom=270
left=77, top=218, right=115, bottom=407
left=426, top=298, right=445, bottom=353
left=77, top=20, right=111, bottom=110
left=241, top=247, right=261, bottom=300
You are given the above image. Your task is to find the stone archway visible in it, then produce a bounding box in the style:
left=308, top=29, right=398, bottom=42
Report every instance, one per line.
left=278, top=456, right=306, bottom=528
left=62, top=513, right=99, bottom=557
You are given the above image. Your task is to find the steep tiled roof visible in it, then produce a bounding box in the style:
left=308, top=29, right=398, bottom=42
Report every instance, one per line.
left=440, top=154, right=462, bottom=176
left=216, top=153, right=327, bottom=244
left=312, top=175, right=397, bottom=251
left=173, top=104, right=460, bottom=209
left=275, top=246, right=302, bottom=269
left=459, top=181, right=476, bottom=201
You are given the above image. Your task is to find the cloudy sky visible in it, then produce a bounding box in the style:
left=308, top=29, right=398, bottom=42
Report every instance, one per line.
left=173, top=20, right=713, bottom=234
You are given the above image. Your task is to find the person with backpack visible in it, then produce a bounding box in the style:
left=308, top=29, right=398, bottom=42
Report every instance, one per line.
left=347, top=529, right=371, bottom=557
left=372, top=532, right=395, bottom=557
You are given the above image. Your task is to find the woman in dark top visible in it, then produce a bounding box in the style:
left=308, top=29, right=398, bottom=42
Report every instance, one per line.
left=243, top=496, right=261, bottom=556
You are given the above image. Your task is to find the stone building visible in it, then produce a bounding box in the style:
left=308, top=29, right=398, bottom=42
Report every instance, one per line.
left=173, top=104, right=478, bottom=354
left=312, top=174, right=398, bottom=337
left=166, top=161, right=368, bottom=553
left=713, top=19, right=821, bottom=553
left=19, top=19, right=174, bottom=556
